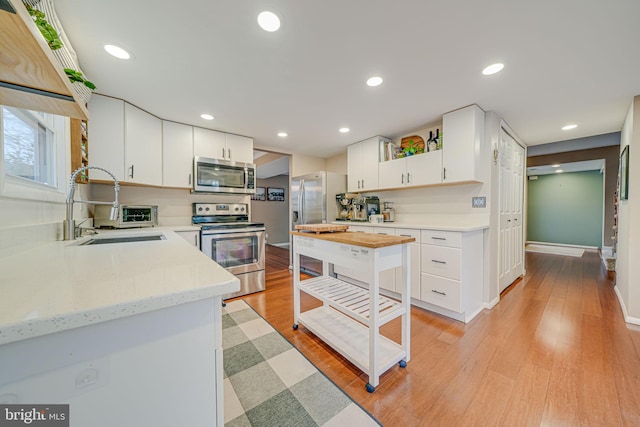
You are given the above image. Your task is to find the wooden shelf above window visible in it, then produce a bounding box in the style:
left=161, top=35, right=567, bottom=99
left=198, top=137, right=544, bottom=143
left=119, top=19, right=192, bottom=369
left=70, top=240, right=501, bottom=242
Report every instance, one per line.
left=0, top=0, right=89, bottom=120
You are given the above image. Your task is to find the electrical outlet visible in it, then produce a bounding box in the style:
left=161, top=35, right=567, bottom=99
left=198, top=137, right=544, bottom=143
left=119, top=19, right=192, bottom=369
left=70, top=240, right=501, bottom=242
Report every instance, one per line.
left=472, top=197, right=486, bottom=208
left=76, top=368, right=99, bottom=389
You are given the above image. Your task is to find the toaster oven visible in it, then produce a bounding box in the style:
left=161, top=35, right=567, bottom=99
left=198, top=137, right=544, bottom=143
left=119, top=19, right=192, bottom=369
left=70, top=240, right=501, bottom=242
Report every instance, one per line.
left=94, top=205, right=158, bottom=228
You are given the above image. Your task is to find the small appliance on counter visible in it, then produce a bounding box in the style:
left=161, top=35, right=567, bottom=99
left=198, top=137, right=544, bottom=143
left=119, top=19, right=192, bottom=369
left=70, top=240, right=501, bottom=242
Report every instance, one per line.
left=335, top=193, right=359, bottom=220
left=351, top=196, right=380, bottom=221
left=382, top=201, right=396, bottom=222
left=94, top=205, right=158, bottom=228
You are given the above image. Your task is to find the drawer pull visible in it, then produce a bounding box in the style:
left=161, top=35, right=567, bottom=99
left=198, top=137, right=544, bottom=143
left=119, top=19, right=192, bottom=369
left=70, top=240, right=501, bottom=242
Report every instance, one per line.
left=432, top=289, right=447, bottom=296
left=431, top=237, right=446, bottom=241
left=400, top=234, right=411, bottom=237
left=431, top=259, right=447, bottom=264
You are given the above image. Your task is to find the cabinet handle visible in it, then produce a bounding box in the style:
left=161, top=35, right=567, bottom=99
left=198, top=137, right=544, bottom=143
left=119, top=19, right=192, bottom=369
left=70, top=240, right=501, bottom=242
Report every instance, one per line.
left=129, top=165, right=134, bottom=179
left=432, top=289, right=447, bottom=296
left=401, top=174, right=405, bottom=184
left=222, top=147, right=226, bottom=159
left=194, top=234, right=198, bottom=246
left=431, top=259, right=447, bottom=264
left=361, top=179, right=364, bottom=188
left=188, top=173, right=192, bottom=186
left=228, top=148, right=232, bottom=159
left=431, top=236, right=446, bottom=241
left=443, top=167, right=447, bottom=181
left=407, top=172, right=411, bottom=183
left=400, top=234, right=411, bottom=237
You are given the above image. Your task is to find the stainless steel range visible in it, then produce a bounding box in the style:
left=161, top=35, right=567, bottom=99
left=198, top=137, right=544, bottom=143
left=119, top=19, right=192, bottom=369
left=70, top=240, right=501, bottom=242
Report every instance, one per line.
left=193, top=203, right=266, bottom=300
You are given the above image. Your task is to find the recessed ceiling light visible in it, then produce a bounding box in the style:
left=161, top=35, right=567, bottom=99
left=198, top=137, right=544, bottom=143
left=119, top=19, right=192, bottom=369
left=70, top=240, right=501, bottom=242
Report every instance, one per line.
left=482, top=63, right=504, bottom=75
left=277, top=132, right=288, bottom=137
left=200, top=114, right=214, bottom=120
left=366, top=76, right=383, bottom=87
left=339, top=127, right=350, bottom=133
left=555, top=170, right=564, bottom=173
left=562, top=124, right=578, bottom=130
left=104, top=44, right=131, bottom=60
left=257, top=11, right=280, bottom=32
left=552, top=164, right=561, bottom=168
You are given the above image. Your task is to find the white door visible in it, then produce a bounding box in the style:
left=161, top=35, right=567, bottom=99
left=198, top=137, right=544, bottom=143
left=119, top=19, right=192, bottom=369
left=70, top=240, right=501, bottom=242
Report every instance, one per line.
left=499, top=128, right=525, bottom=292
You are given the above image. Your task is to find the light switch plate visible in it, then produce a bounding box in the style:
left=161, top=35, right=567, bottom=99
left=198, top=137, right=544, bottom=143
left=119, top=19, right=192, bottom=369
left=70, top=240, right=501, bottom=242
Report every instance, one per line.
left=472, top=197, right=486, bottom=208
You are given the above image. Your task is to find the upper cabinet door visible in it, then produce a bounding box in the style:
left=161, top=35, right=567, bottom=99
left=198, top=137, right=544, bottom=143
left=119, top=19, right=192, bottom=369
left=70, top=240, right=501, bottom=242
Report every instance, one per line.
left=347, top=136, right=383, bottom=192
left=124, top=103, right=162, bottom=186
left=442, top=104, right=485, bottom=184
left=225, top=134, right=254, bottom=163
left=162, top=121, right=194, bottom=188
left=193, top=127, right=226, bottom=160
left=88, top=95, right=125, bottom=182
left=406, top=150, right=442, bottom=186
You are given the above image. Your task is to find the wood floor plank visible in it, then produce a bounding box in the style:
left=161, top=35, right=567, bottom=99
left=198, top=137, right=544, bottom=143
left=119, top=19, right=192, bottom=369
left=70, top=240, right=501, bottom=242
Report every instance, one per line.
left=238, top=245, right=640, bottom=426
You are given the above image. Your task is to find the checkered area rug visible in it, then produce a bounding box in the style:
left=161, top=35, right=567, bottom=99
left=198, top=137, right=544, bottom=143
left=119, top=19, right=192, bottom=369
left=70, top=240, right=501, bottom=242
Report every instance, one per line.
left=222, top=300, right=380, bottom=426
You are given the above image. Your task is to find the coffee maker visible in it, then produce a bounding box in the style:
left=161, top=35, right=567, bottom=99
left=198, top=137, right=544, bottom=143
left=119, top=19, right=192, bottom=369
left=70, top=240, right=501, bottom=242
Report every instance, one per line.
left=335, top=193, right=356, bottom=220
left=351, top=196, right=380, bottom=221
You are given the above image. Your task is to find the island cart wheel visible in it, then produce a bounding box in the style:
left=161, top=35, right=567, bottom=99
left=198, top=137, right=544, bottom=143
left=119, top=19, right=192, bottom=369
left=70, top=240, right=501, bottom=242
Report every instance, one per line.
left=293, top=324, right=299, bottom=330
left=399, top=360, right=407, bottom=368
left=365, top=383, right=375, bottom=393
left=222, top=302, right=226, bottom=308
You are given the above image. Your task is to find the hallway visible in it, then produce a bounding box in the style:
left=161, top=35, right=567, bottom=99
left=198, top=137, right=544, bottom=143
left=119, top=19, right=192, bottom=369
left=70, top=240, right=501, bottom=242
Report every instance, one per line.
left=240, top=246, right=640, bottom=426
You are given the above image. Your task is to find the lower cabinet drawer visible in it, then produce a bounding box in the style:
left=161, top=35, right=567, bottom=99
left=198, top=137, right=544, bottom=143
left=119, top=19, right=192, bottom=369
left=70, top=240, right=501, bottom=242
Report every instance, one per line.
left=420, top=273, right=462, bottom=312
left=421, top=244, right=461, bottom=280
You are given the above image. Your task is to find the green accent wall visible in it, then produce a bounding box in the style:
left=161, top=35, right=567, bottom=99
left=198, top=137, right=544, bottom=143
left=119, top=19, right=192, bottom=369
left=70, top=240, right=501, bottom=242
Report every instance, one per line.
left=527, top=170, right=604, bottom=247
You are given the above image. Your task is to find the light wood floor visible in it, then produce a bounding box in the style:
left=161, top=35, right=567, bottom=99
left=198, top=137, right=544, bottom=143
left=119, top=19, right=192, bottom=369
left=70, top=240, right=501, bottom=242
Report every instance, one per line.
left=239, top=245, right=640, bottom=426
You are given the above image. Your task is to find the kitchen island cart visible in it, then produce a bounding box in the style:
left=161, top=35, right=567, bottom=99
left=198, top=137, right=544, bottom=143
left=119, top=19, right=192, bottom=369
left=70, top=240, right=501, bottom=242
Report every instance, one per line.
left=291, top=230, right=414, bottom=392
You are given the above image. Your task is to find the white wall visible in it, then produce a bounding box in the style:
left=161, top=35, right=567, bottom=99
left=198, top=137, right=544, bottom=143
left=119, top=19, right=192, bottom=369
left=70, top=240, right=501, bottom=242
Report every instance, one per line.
left=91, top=184, right=249, bottom=226
left=326, top=152, right=347, bottom=174
left=291, top=154, right=326, bottom=177
left=252, top=175, right=290, bottom=245
left=615, top=95, right=640, bottom=324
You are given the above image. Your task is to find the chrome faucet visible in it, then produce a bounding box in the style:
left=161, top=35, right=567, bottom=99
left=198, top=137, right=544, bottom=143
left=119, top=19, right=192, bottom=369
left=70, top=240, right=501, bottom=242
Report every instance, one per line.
left=63, top=165, right=120, bottom=240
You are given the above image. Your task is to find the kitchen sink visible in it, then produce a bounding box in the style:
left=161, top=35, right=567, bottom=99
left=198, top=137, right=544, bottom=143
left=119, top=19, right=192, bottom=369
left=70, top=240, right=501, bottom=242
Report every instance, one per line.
left=79, top=234, right=166, bottom=245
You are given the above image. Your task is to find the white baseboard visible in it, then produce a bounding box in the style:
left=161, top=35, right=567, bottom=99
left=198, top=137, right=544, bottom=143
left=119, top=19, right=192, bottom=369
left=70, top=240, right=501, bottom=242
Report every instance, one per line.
left=270, top=242, right=290, bottom=249
left=614, top=285, right=640, bottom=326
left=484, top=296, right=500, bottom=310
left=525, top=241, right=598, bottom=252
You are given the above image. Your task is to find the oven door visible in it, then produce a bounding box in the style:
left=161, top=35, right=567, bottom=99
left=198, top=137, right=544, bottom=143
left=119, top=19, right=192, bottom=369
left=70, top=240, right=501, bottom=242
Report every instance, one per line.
left=201, top=230, right=265, bottom=274
left=193, top=157, right=255, bottom=194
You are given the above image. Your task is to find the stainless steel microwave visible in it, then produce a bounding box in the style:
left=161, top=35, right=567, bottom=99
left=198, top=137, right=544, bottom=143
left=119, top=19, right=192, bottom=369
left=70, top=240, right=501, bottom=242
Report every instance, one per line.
left=94, top=205, right=158, bottom=228
left=193, top=157, right=256, bottom=194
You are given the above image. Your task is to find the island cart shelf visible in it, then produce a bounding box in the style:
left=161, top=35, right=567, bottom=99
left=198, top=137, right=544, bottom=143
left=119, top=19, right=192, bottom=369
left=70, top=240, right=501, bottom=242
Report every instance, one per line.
left=291, top=230, right=414, bottom=392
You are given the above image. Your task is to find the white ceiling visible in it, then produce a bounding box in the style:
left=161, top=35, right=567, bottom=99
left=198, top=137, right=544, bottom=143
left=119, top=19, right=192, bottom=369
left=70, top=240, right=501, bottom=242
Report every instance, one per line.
left=54, top=0, right=640, bottom=158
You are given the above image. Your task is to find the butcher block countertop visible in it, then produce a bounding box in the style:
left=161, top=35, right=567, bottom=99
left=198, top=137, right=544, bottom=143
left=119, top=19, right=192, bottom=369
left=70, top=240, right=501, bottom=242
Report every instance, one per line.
left=290, top=230, right=415, bottom=248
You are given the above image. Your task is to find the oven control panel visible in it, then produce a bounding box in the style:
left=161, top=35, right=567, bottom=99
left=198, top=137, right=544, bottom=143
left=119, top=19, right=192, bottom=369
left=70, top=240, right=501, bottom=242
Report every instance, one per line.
left=194, top=203, right=247, bottom=215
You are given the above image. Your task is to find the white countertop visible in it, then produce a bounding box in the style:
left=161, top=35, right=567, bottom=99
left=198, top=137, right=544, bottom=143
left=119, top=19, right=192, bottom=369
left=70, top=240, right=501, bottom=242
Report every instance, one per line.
left=0, top=229, right=238, bottom=345
left=332, top=216, right=489, bottom=232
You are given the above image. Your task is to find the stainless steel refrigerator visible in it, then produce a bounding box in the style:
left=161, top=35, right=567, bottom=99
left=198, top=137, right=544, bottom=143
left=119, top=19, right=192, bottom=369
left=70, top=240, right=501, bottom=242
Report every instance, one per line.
left=291, top=171, right=346, bottom=275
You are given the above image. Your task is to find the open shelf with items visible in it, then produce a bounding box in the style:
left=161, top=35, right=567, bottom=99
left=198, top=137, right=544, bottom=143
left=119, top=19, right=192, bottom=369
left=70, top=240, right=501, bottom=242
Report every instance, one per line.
left=70, top=118, right=89, bottom=182
left=291, top=231, right=414, bottom=392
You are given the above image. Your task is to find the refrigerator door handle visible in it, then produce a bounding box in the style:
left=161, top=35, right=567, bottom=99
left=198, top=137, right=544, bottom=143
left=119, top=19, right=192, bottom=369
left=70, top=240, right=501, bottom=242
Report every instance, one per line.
left=300, top=179, right=305, bottom=224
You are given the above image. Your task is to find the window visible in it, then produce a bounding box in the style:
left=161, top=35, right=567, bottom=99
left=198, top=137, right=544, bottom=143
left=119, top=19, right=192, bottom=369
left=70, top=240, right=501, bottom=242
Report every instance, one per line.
left=2, top=107, right=56, bottom=187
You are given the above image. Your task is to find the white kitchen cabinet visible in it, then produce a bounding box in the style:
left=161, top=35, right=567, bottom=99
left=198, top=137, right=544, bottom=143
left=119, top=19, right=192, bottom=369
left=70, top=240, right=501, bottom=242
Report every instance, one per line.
left=175, top=230, right=200, bottom=249
left=88, top=95, right=163, bottom=186
left=193, top=127, right=226, bottom=160
left=193, top=128, right=253, bottom=163
left=124, top=103, right=162, bottom=186
left=419, top=229, right=484, bottom=323
left=224, top=133, right=254, bottom=163
left=347, top=136, right=386, bottom=192
left=378, top=150, right=443, bottom=189
left=88, top=95, right=125, bottom=181
left=163, top=121, right=194, bottom=188
left=442, top=104, right=485, bottom=184
left=394, top=229, right=421, bottom=298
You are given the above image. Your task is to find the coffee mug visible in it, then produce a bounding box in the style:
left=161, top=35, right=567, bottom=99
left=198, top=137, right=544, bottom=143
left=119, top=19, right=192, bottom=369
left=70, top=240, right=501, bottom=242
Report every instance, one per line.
left=369, top=214, right=384, bottom=223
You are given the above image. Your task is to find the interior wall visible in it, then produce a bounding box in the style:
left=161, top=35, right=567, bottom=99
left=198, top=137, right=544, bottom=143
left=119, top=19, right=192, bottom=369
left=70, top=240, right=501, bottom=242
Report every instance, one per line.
left=291, top=154, right=326, bottom=177
left=251, top=175, right=290, bottom=245
left=326, top=152, right=347, bottom=174
left=616, top=95, right=640, bottom=324
left=527, top=142, right=620, bottom=246
left=91, top=184, right=249, bottom=226
left=527, top=171, right=604, bottom=247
